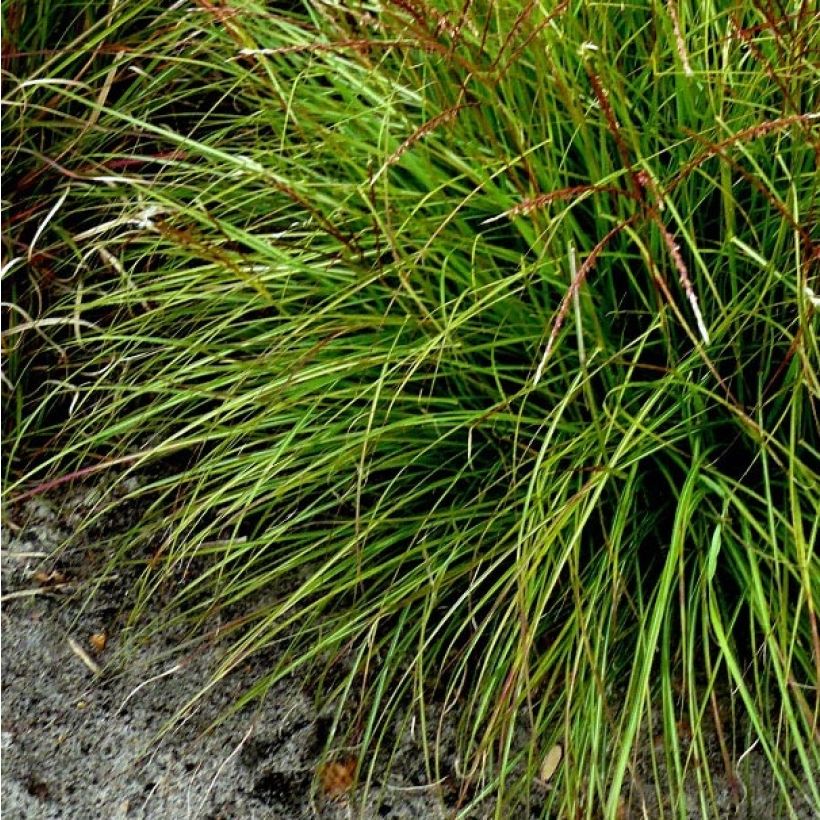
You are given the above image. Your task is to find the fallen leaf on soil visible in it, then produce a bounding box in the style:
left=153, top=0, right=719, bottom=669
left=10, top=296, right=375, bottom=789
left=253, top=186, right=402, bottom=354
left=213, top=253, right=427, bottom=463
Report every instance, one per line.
left=33, top=570, right=66, bottom=586
left=26, top=777, right=49, bottom=801
left=318, top=757, right=357, bottom=797
left=89, top=632, right=107, bottom=653
left=539, top=744, right=563, bottom=783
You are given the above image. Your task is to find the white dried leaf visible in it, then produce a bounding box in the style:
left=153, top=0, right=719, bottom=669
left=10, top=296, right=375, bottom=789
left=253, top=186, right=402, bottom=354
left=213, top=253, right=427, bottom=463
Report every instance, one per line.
left=540, top=744, right=563, bottom=783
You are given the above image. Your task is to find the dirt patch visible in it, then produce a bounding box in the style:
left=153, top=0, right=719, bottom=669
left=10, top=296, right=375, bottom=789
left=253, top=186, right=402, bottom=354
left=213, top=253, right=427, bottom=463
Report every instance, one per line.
left=1, top=487, right=816, bottom=818
left=1, top=491, right=451, bottom=819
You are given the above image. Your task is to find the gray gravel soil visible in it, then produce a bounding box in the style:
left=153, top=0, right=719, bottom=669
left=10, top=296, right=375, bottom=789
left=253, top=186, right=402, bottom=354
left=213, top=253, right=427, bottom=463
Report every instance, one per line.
left=1, top=488, right=817, bottom=819
left=2, top=491, right=451, bottom=819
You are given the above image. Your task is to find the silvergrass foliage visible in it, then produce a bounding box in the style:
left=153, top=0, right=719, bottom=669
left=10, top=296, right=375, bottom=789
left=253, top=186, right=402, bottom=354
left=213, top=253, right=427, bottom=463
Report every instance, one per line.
left=2, top=0, right=818, bottom=815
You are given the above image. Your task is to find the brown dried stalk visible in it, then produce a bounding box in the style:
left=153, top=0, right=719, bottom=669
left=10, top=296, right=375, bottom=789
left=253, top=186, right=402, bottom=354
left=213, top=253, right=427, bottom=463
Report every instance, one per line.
left=674, top=114, right=819, bottom=182
left=534, top=216, right=638, bottom=384
left=672, top=114, right=819, bottom=260
left=239, top=39, right=430, bottom=57
left=729, top=12, right=802, bottom=114
left=493, top=0, right=569, bottom=80
left=382, top=101, right=477, bottom=170
left=489, top=0, right=537, bottom=71
left=585, top=67, right=641, bottom=199
left=484, top=183, right=639, bottom=224
left=667, top=0, right=694, bottom=76
left=655, top=219, right=710, bottom=344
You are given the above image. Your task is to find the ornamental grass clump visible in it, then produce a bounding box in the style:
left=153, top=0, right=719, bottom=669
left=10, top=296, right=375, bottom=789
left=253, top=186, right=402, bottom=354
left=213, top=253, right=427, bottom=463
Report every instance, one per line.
left=3, top=0, right=818, bottom=815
